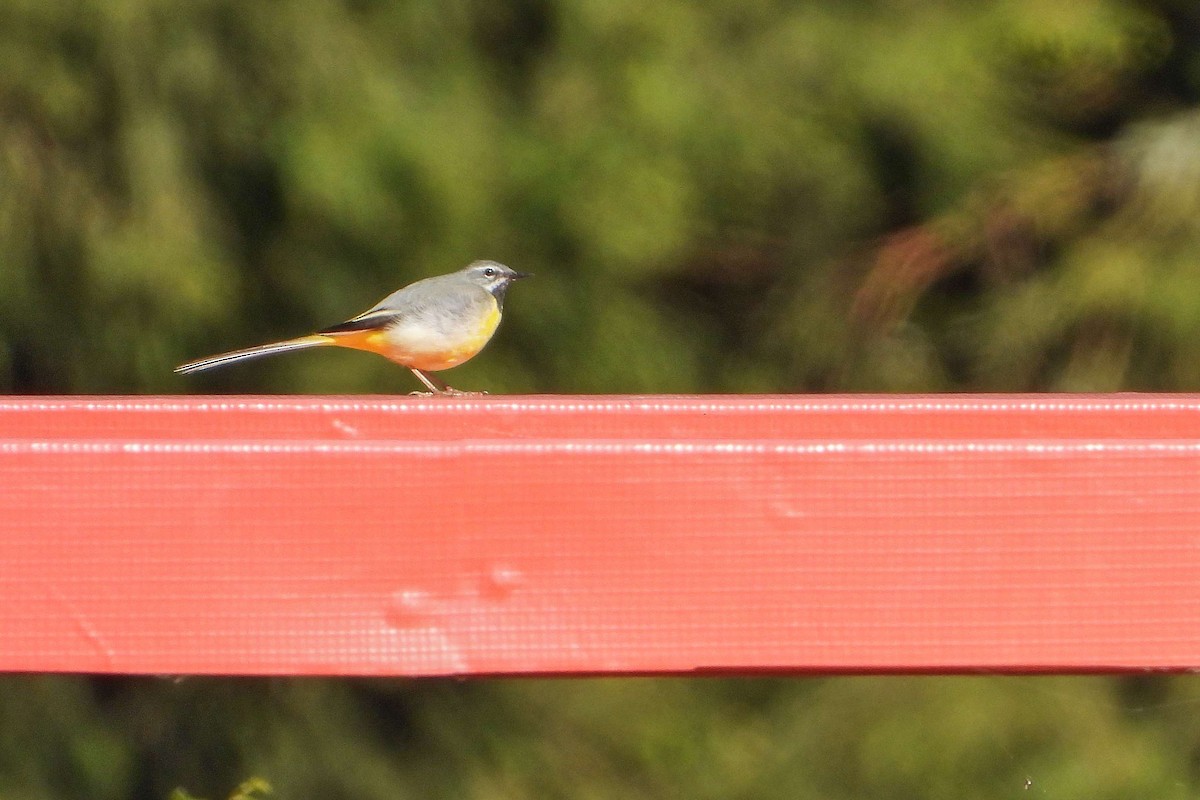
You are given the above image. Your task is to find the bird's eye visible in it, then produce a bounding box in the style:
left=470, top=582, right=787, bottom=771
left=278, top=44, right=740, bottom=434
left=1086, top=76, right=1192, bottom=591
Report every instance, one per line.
left=483, top=267, right=497, bottom=278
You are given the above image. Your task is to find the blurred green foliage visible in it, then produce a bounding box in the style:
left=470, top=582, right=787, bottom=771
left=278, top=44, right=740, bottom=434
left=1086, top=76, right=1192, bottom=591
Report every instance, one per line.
left=3, top=0, right=1200, bottom=797
left=6, top=675, right=1200, bottom=799
left=3, top=0, right=1198, bottom=394
left=171, top=777, right=272, bottom=800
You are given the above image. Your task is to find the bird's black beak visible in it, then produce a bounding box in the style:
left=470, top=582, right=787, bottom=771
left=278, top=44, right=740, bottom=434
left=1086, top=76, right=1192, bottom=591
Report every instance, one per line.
left=511, top=271, right=533, bottom=280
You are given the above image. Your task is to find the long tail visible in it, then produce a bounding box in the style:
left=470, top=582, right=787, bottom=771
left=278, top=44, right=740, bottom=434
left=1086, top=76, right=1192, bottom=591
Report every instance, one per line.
left=175, top=335, right=333, bottom=374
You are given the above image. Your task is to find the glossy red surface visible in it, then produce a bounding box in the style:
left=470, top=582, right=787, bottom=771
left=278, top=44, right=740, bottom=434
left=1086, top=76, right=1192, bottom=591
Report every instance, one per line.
left=1, top=395, right=1198, bottom=675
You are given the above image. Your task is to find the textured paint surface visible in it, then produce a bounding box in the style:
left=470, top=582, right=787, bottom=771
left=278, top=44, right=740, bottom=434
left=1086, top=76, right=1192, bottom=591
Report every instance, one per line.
left=1, top=395, right=1199, bottom=675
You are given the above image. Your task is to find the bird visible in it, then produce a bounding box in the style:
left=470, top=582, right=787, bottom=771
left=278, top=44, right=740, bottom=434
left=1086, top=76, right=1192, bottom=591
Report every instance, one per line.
left=175, top=261, right=531, bottom=394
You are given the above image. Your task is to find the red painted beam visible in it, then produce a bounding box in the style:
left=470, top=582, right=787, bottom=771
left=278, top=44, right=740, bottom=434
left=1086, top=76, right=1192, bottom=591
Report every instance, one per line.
left=1, top=395, right=1198, bottom=675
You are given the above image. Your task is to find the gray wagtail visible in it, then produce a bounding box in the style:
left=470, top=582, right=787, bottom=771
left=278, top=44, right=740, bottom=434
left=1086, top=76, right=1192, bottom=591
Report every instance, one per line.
left=175, top=261, right=530, bottom=394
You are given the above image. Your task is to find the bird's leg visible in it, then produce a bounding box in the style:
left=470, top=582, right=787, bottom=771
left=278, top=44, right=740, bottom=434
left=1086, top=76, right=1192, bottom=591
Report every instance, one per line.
left=409, top=369, right=445, bottom=395
left=409, top=368, right=486, bottom=397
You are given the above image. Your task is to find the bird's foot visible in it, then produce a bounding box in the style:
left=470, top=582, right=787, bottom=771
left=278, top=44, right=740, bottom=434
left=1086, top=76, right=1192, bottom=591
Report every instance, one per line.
left=407, top=387, right=488, bottom=397
left=409, top=369, right=488, bottom=396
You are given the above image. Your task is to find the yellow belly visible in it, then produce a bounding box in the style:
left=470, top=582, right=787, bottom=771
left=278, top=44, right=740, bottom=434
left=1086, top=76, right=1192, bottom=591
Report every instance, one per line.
left=328, top=303, right=502, bottom=372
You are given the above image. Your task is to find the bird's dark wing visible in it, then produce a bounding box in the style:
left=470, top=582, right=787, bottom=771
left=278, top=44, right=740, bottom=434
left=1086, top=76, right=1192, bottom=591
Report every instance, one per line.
left=317, top=310, right=399, bottom=335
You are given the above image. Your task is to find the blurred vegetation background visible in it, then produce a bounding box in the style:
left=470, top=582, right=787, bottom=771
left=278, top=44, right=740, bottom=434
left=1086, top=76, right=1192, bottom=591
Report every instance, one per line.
left=3, top=0, right=1200, bottom=797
